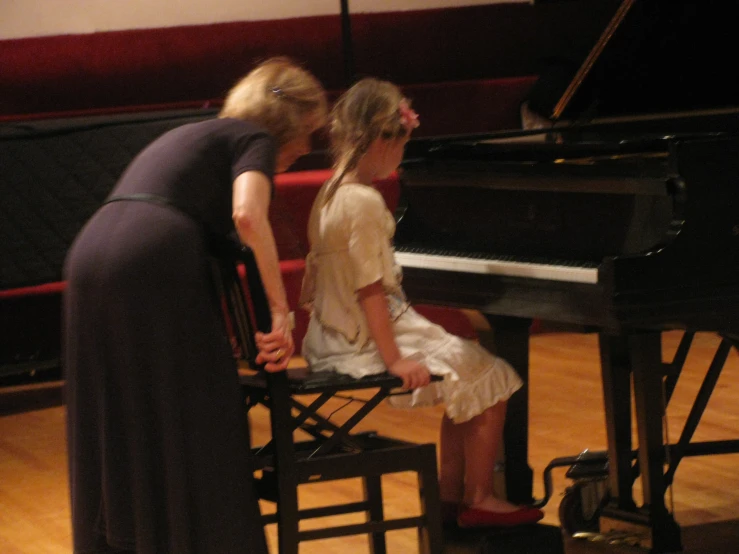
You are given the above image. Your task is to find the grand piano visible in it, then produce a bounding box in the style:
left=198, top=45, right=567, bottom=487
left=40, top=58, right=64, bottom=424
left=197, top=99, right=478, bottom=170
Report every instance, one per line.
left=394, top=1, right=739, bottom=552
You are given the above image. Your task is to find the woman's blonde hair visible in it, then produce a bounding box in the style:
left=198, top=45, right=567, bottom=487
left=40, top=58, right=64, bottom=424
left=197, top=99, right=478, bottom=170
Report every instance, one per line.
left=324, top=78, right=414, bottom=201
left=219, top=57, right=328, bottom=145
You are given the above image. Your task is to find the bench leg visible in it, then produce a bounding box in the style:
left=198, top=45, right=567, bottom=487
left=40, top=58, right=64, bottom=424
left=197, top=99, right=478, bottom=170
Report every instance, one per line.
left=418, top=448, right=443, bottom=554
left=275, top=482, right=300, bottom=554
left=363, top=474, right=387, bottom=554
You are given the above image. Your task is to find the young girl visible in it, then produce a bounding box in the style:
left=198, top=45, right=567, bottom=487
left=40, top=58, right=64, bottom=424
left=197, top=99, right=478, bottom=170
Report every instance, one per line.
left=299, top=78, right=544, bottom=528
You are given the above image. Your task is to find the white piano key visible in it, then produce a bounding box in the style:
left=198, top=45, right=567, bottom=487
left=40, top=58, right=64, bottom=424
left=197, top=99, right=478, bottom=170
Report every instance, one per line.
left=394, top=251, right=599, bottom=284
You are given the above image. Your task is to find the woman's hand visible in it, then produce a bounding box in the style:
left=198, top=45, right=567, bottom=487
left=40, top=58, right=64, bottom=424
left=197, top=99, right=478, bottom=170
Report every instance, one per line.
left=389, top=357, right=431, bottom=390
left=255, top=310, right=295, bottom=372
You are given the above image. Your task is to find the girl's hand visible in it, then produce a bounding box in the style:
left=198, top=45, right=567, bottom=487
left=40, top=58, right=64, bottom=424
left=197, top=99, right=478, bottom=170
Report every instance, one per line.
left=389, top=357, right=431, bottom=390
left=255, top=311, right=295, bottom=372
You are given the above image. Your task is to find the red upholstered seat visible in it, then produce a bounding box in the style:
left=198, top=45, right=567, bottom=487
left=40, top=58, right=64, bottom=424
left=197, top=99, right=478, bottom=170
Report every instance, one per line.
left=0, top=281, right=66, bottom=299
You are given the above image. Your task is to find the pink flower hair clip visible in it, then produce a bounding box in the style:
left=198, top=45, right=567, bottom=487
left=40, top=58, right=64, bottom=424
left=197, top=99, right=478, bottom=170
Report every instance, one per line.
left=398, top=99, right=420, bottom=132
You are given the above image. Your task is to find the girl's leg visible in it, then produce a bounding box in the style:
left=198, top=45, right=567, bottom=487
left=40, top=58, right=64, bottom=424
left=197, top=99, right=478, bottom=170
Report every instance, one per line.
left=462, top=400, right=519, bottom=512
left=439, top=414, right=465, bottom=504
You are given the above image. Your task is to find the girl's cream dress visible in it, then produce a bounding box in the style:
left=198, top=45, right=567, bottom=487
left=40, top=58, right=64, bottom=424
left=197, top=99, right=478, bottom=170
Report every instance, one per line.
left=299, top=182, right=522, bottom=422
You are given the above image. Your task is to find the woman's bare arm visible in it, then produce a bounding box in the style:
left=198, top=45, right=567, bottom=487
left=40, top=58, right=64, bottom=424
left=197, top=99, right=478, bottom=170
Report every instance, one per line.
left=232, top=170, right=293, bottom=371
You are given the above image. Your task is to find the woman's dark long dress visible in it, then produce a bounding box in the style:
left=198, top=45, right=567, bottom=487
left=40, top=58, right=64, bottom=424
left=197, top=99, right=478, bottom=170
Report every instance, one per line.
left=63, top=118, right=275, bottom=554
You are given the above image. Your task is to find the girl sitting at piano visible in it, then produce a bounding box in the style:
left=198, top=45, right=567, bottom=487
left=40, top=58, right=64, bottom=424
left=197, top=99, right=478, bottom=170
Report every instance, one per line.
left=299, top=77, right=544, bottom=528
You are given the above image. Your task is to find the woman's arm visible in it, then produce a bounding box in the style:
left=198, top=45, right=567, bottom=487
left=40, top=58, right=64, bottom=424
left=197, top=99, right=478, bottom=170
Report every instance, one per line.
left=232, top=170, right=293, bottom=371
left=358, top=280, right=430, bottom=390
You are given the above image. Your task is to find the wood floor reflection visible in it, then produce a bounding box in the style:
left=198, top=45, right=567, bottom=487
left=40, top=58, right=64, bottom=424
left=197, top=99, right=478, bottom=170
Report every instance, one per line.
left=1, top=331, right=737, bottom=553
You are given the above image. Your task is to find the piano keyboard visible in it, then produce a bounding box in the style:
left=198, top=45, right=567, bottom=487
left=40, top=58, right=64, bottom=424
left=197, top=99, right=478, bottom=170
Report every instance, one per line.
left=394, top=250, right=599, bottom=284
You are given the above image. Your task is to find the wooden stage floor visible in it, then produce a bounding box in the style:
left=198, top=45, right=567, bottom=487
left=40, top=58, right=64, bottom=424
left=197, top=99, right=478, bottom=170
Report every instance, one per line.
left=1, top=331, right=738, bottom=553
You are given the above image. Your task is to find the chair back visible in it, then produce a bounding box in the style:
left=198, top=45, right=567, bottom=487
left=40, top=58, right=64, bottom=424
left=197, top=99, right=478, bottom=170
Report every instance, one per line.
left=209, top=239, right=271, bottom=369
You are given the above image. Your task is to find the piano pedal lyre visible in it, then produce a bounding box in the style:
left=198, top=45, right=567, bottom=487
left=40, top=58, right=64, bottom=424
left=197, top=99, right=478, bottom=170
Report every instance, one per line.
left=559, top=449, right=610, bottom=537
left=534, top=449, right=610, bottom=537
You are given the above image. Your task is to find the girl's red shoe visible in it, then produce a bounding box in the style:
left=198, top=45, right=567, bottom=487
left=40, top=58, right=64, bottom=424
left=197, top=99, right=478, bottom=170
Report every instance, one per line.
left=457, top=505, right=544, bottom=528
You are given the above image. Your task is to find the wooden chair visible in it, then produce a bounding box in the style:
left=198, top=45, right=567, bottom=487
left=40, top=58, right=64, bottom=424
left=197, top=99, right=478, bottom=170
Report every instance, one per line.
left=210, top=242, right=444, bottom=554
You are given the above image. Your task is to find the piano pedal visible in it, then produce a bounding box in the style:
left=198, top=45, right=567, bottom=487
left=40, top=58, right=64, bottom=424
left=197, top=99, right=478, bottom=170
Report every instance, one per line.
left=571, top=530, right=646, bottom=550
left=558, top=449, right=610, bottom=537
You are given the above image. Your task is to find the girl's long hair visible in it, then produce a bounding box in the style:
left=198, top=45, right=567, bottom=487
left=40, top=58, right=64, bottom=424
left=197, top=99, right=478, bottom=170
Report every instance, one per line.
left=323, top=78, right=411, bottom=203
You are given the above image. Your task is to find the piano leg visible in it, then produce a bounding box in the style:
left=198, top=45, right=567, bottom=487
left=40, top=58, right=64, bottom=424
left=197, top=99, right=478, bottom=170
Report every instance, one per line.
left=598, top=334, right=637, bottom=511
left=480, top=314, right=534, bottom=505
left=598, top=331, right=682, bottom=553
left=630, top=332, right=682, bottom=552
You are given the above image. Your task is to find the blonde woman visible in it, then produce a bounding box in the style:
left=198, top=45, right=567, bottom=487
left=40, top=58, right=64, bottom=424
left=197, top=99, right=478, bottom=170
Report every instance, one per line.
left=63, top=58, right=327, bottom=554
left=299, top=78, right=543, bottom=529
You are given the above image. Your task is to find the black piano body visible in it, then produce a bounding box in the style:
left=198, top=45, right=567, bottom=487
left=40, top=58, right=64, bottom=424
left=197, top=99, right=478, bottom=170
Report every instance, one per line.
left=395, top=1, right=739, bottom=551
left=398, top=131, right=739, bottom=334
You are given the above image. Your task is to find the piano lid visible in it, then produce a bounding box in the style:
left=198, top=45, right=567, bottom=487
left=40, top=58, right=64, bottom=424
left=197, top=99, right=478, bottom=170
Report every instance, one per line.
left=545, top=0, right=739, bottom=124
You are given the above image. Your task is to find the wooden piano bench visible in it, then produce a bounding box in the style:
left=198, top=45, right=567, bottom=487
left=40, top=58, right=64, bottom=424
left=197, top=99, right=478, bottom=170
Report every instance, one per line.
left=240, top=366, right=444, bottom=554
left=212, top=242, right=443, bottom=554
